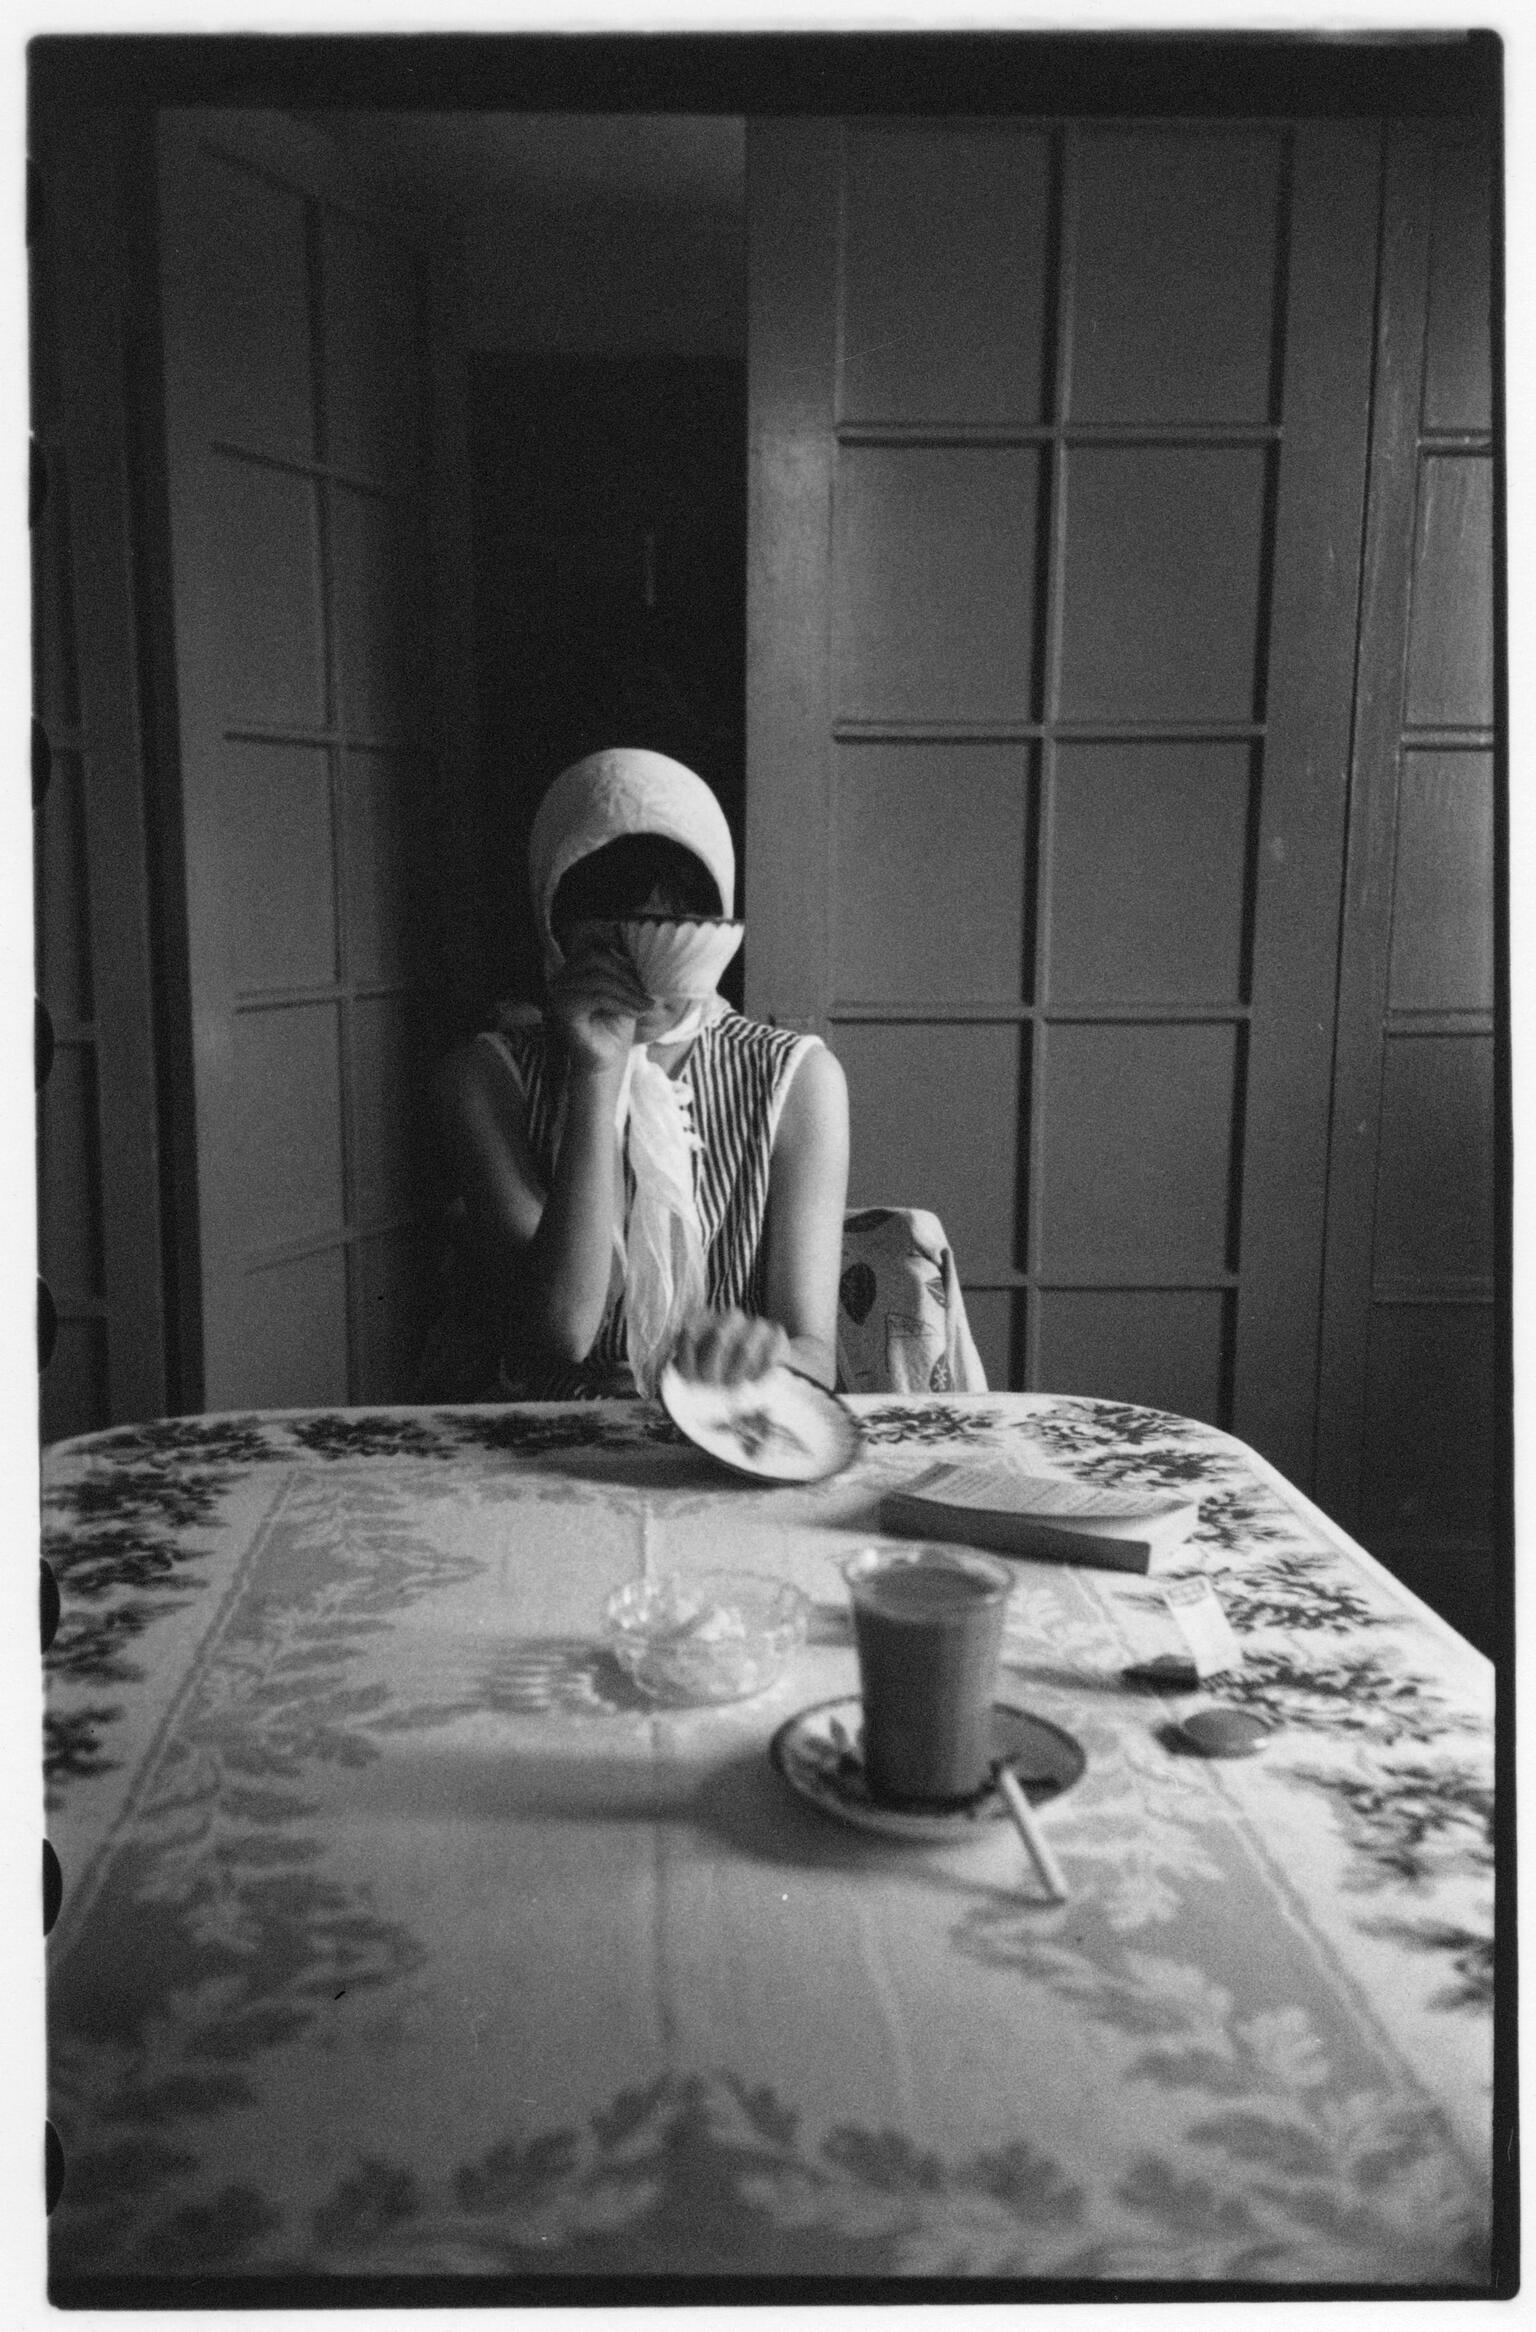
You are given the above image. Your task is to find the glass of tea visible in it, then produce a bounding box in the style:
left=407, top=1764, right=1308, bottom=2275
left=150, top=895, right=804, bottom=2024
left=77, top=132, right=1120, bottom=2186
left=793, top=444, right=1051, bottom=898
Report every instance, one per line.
left=842, top=1544, right=1014, bottom=1805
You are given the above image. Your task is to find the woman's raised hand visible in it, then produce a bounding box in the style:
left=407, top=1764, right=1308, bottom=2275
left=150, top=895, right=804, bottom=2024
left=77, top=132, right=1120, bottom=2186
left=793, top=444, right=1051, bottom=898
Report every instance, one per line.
left=546, top=933, right=654, bottom=1076
left=670, top=1308, right=791, bottom=1388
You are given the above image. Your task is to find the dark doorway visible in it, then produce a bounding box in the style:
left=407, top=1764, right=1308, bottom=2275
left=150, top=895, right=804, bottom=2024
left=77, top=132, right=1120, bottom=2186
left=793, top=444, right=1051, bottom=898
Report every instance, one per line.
left=467, top=353, right=748, bottom=1020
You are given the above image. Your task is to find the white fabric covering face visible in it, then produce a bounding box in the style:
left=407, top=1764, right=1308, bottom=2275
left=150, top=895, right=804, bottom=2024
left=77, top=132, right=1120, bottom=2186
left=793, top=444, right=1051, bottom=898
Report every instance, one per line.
left=527, top=750, right=739, bottom=1397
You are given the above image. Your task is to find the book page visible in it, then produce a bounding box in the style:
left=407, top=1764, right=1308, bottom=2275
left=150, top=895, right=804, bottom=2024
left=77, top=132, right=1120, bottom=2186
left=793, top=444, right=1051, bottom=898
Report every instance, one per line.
left=906, top=1458, right=1195, bottom=1521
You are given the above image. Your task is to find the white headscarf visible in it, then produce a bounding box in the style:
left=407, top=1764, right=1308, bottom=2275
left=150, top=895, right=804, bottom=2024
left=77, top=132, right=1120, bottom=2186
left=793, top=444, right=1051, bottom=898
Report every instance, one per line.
left=528, top=750, right=737, bottom=1398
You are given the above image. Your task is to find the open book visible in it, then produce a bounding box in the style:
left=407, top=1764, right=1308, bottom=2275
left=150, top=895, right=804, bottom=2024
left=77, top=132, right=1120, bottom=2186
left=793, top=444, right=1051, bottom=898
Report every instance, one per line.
left=879, top=1457, right=1202, bottom=1576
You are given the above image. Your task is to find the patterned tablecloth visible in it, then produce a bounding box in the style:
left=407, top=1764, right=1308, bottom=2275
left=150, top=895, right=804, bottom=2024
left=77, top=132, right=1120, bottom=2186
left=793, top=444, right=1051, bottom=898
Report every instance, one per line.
left=42, top=1395, right=1495, bottom=2291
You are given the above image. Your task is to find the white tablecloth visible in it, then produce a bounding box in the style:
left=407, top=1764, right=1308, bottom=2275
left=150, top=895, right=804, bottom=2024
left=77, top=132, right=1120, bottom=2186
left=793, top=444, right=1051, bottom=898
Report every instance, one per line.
left=43, top=1395, right=1496, bottom=2289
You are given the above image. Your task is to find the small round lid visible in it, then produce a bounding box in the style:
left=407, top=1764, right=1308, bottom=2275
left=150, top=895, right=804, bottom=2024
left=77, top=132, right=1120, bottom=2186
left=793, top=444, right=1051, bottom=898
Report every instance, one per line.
left=1178, top=1707, right=1272, bottom=1759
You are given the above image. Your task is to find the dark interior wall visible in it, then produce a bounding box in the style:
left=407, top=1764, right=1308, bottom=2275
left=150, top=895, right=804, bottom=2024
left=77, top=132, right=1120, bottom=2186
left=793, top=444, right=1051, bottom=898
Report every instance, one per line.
left=453, top=146, right=748, bottom=1031
left=465, top=355, right=748, bottom=1027
left=461, top=195, right=745, bottom=359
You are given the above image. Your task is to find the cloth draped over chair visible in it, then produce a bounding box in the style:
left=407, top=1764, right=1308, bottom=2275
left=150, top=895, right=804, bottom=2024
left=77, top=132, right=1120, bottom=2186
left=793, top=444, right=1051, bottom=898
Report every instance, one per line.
left=834, top=1206, right=988, bottom=1396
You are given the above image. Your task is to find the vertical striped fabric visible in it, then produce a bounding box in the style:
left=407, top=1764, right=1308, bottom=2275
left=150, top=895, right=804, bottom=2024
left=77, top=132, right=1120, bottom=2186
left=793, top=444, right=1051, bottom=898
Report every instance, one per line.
left=483, top=1012, right=816, bottom=1398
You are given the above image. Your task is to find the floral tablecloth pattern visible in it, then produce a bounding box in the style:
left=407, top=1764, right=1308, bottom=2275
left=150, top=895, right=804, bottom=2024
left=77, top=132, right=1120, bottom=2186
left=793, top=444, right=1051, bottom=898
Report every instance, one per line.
left=43, top=1396, right=1495, bottom=2285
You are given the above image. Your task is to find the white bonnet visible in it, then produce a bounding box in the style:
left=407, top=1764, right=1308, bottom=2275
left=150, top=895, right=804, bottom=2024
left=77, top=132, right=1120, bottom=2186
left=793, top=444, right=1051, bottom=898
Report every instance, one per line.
left=528, top=749, right=736, bottom=970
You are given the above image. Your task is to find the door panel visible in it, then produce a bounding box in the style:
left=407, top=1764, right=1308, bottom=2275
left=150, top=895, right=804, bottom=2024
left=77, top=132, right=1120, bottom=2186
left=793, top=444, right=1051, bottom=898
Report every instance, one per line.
left=1067, top=128, right=1283, bottom=424
left=1035, top=1022, right=1238, bottom=1278
left=1422, top=129, right=1494, bottom=432
left=836, top=1021, right=1025, bottom=1281
left=201, top=459, right=327, bottom=723
left=833, top=447, right=1043, bottom=722
left=159, top=112, right=453, bottom=1408
left=748, top=118, right=1380, bottom=1480
left=961, top=1290, right=1014, bottom=1391
left=1358, top=1305, right=1497, bottom=1550
left=840, top=125, right=1052, bottom=427
left=1403, top=457, right=1495, bottom=726
left=1373, top=1035, right=1495, bottom=1285
left=1315, top=120, right=1500, bottom=1628
left=232, top=1005, right=347, bottom=1253
left=1036, top=1289, right=1228, bottom=1421
left=833, top=742, right=1030, bottom=1003
left=222, top=742, right=339, bottom=992
left=1047, top=743, right=1252, bottom=1005
left=1387, top=751, right=1495, bottom=1011
left=163, top=150, right=315, bottom=460
left=1056, top=446, right=1270, bottom=722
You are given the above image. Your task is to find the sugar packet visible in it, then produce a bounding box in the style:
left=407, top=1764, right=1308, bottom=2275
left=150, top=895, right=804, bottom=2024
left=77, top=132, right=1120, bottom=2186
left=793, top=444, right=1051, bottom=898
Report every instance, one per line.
left=1118, top=1575, right=1244, bottom=1690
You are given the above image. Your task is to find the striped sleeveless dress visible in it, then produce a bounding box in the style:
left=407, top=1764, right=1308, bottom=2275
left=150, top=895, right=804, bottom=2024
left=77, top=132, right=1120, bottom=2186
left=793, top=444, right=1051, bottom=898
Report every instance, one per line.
left=482, top=1009, right=819, bottom=1399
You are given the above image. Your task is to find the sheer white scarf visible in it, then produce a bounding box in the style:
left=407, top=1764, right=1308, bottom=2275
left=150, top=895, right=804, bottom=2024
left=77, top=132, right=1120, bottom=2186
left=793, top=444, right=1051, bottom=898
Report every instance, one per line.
left=528, top=750, right=738, bottom=1398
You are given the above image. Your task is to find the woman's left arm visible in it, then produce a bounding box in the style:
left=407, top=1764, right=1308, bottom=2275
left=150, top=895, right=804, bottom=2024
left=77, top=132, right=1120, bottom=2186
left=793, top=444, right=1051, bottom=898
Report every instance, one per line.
left=680, top=1049, right=853, bottom=1389
left=760, top=1041, right=850, bottom=1388
left=671, top=1040, right=849, bottom=1389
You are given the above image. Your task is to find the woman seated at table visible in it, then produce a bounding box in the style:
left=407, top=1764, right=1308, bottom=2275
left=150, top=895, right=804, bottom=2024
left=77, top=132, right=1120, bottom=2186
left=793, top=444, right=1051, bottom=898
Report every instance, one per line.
left=435, top=748, right=850, bottom=1400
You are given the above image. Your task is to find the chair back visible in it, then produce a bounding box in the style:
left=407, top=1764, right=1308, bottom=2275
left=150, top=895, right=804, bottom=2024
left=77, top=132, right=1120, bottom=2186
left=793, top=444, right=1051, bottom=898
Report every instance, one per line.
left=836, top=1207, right=989, bottom=1396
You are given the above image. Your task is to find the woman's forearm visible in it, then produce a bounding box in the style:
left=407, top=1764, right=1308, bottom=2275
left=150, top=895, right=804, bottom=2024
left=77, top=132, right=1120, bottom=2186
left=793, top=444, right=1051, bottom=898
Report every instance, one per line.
left=782, top=1329, right=837, bottom=1389
left=514, top=1065, right=623, bottom=1362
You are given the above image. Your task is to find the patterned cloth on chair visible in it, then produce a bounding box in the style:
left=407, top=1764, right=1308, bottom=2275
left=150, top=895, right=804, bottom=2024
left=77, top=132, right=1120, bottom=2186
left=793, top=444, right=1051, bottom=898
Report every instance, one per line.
left=835, top=1207, right=988, bottom=1395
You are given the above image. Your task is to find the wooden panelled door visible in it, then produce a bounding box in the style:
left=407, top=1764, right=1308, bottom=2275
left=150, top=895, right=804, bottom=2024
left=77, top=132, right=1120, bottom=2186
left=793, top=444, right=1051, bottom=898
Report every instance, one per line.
left=33, top=116, right=163, bottom=1441
left=747, top=119, right=1380, bottom=1487
left=157, top=113, right=456, bottom=1410
left=1317, top=119, right=1499, bottom=1609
